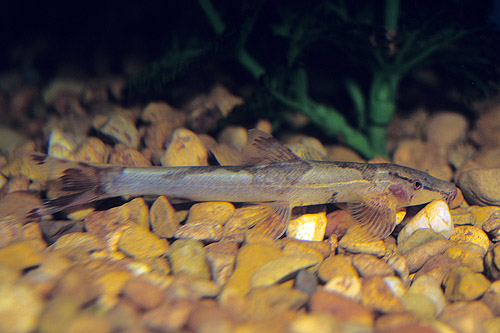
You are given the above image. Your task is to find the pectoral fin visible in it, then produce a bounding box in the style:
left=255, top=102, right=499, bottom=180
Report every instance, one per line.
left=251, top=202, right=291, bottom=239
left=345, top=194, right=397, bottom=241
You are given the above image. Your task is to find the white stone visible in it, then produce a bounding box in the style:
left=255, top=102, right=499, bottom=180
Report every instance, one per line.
left=399, top=200, right=453, bottom=243
left=286, top=213, right=327, bottom=241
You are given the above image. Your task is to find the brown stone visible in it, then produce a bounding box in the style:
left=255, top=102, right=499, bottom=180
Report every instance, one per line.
left=150, top=196, right=179, bottom=238
left=309, top=290, right=374, bottom=327
left=118, top=225, right=169, bottom=258
left=205, top=241, right=238, bottom=285
left=167, top=239, right=210, bottom=279
left=250, top=253, right=321, bottom=288
left=109, top=144, right=152, bottom=167
left=352, top=254, right=394, bottom=278
left=439, top=301, right=493, bottom=333
left=245, top=285, right=307, bottom=321
left=141, top=300, right=195, bottom=332
left=403, top=239, right=454, bottom=273
left=0, top=282, right=44, bottom=333
left=361, top=276, right=405, bottom=313
left=444, top=266, right=490, bottom=302
left=123, top=276, right=164, bottom=310
left=174, top=223, right=224, bottom=241
left=0, top=239, right=46, bottom=270
left=413, top=254, right=462, bottom=284
left=317, top=254, right=358, bottom=282
left=220, top=243, right=282, bottom=300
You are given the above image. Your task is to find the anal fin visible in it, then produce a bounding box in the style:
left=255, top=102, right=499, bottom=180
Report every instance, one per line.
left=251, top=202, right=291, bottom=239
left=345, top=194, right=397, bottom=241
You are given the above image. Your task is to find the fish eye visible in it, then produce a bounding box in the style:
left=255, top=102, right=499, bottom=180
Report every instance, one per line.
left=412, top=179, right=423, bottom=190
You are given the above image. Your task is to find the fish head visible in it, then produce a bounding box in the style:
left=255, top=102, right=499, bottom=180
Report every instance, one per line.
left=375, top=164, right=457, bottom=208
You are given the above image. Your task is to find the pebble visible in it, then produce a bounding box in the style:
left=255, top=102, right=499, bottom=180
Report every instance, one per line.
left=186, top=202, right=235, bottom=225
left=444, top=266, right=490, bottom=301
left=425, top=111, right=468, bottom=148
left=393, top=139, right=453, bottom=181
left=47, top=128, right=79, bottom=158
left=398, top=229, right=445, bottom=255
left=294, top=269, right=318, bottom=296
left=0, top=282, right=44, bottom=333
left=52, top=232, right=106, bottom=258
left=398, top=200, right=453, bottom=244
left=141, top=299, right=194, bottom=332
left=281, top=238, right=332, bottom=258
left=457, top=167, right=500, bottom=206
left=161, top=128, right=208, bottom=166
left=0, top=239, right=46, bottom=270
left=443, top=242, right=485, bottom=272
left=286, top=212, right=327, bottom=241
left=382, top=276, right=406, bottom=298
left=309, top=290, right=374, bottom=329
left=217, top=126, right=248, bottom=152
left=221, top=243, right=282, bottom=300
left=66, top=314, right=113, bottom=333
left=324, top=274, right=362, bottom=301
left=0, top=191, right=42, bottom=224
left=438, top=301, right=493, bottom=333
left=142, top=101, right=186, bottom=125
left=143, top=121, right=176, bottom=153
left=469, top=206, right=500, bottom=227
left=186, top=301, right=235, bottom=333
left=361, top=276, right=405, bottom=313
left=485, top=244, right=500, bottom=280
left=109, top=144, right=152, bottom=167
left=374, top=312, right=420, bottom=332
left=205, top=241, right=238, bottom=285
left=85, top=198, right=149, bottom=239
left=123, top=276, right=164, bottom=310
left=403, top=238, right=454, bottom=273
left=150, top=196, right=179, bottom=238
left=338, top=234, right=386, bottom=257
left=317, top=254, right=358, bottom=282
left=450, top=225, right=490, bottom=255
left=70, top=137, right=108, bottom=163
left=167, top=239, right=210, bottom=279
left=289, top=312, right=340, bottom=333
left=406, top=274, right=446, bottom=316
left=401, top=292, right=437, bottom=320
left=413, top=254, right=461, bottom=284
left=250, top=253, right=321, bottom=288
left=245, top=285, right=308, bottom=321
left=483, top=210, right=500, bottom=241
left=481, top=281, right=500, bottom=316
left=386, top=255, right=410, bottom=285
left=42, top=78, right=85, bottom=106
left=94, top=113, right=140, bottom=149
left=173, top=222, right=224, bottom=241
left=484, top=317, right=500, bottom=333
left=352, top=254, right=394, bottom=278
left=38, top=296, right=80, bottom=333
left=118, top=225, right=169, bottom=259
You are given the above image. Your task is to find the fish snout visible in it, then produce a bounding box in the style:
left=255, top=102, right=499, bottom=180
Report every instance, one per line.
left=446, top=186, right=458, bottom=206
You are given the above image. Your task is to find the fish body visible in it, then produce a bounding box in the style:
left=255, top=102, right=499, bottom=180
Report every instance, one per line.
left=29, top=129, right=457, bottom=240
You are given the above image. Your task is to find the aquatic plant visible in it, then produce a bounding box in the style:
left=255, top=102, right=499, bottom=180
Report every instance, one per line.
left=126, top=0, right=499, bottom=158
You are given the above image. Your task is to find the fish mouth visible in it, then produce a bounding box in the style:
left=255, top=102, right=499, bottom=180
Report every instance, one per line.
left=446, top=186, right=458, bottom=206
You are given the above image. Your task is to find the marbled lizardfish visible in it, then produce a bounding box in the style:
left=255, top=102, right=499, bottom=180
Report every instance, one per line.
left=28, top=129, right=457, bottom=240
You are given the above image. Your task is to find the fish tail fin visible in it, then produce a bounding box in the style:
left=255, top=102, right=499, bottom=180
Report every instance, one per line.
left=28, top=154, right=109, bottom=217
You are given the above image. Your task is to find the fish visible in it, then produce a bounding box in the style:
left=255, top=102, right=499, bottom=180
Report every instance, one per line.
left=27, top=129, right=457, bottom=240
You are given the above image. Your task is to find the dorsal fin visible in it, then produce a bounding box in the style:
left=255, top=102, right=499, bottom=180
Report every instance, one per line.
left=242, top=129, right=302, bottom=165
